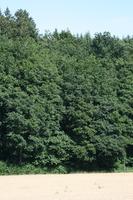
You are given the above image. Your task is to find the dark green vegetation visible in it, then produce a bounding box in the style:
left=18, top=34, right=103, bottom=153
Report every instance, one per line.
left=0, top=9, right=133, bottom=174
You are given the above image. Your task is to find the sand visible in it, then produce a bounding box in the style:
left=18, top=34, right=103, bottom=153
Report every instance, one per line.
left=0, top=173, right=133, bottom=200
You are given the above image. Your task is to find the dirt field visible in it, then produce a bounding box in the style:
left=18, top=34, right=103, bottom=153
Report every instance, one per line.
left=0, top=173, right=133, bottom=200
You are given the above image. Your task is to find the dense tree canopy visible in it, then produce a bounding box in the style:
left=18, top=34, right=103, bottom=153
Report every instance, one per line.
left=0, top=9, right=132, bottom=172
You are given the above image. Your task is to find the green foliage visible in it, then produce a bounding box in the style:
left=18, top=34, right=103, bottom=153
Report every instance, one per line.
left=93, top=135, right=126, bottom=169
left=0, top=9, right=133, bottom=174
left=0, top=161, right=47, bottom=175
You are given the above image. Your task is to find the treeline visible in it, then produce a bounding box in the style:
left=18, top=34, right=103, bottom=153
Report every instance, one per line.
left=0, top=8, right=133, bottom=173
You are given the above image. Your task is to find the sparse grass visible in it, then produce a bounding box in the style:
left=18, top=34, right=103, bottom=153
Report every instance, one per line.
left=115, top=165, right=133, bottom=173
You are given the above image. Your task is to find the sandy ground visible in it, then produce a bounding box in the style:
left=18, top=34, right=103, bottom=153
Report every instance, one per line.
left=0, top=173, right=133, bottom=200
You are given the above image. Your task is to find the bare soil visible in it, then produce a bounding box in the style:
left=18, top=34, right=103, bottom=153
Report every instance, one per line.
left=0, top=173, right=133, bottom=200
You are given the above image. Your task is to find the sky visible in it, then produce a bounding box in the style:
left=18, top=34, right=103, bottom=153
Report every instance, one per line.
left=0, top=0, right=133, bottom=37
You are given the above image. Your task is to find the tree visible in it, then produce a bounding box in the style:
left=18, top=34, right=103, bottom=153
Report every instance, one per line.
left=0, top=9, right=133, bottom=172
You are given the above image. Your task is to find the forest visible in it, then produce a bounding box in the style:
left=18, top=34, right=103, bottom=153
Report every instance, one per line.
left=0, top=8, right=132, bottom=173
